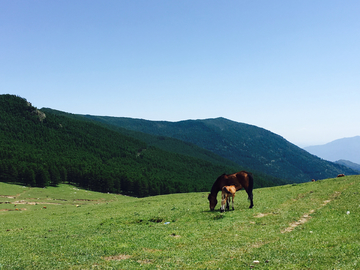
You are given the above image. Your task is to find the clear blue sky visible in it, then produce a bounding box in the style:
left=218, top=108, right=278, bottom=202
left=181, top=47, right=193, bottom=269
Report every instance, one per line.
left=1, top=1, right=359, bottom=147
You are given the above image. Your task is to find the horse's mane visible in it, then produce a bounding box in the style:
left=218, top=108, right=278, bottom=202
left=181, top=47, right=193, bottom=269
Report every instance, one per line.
left=210, top=173, right=226, bottom=195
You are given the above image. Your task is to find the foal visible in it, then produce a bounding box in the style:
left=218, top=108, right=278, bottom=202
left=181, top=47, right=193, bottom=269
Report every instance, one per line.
left=220, top=185, right=236, bottom=212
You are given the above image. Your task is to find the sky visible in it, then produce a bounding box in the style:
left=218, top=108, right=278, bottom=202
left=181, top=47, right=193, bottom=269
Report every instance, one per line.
left=1, top=1, right=360, bottom=147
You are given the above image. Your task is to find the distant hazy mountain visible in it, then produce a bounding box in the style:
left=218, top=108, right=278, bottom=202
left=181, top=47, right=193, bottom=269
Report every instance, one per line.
left=304, top=136, right=360, bottom=164
left=82, top=115, right=358, bottom=183
left=335, top=160, right=360, bottom=173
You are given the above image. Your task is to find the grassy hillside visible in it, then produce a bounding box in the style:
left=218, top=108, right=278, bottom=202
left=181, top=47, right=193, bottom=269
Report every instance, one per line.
left=0, top=94, right=280, bottom=197
left=1, top=176, right=359, bottom=269
left=85, top=116, right=359, bottom=182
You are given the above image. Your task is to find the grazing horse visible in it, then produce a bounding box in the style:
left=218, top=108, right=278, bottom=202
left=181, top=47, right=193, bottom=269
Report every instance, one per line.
left=221, top=185, right=236, bottom=212
left=208, top=171, right=254, bottom=211
left=337, top=174, right=345, bottom=178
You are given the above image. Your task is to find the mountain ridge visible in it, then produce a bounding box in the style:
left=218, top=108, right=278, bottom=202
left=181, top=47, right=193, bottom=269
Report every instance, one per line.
left=335, top=159, right=360, bottom=172
left=80, top=115, right=358, bottom=182
left=304, top=136, right=360, bottom=164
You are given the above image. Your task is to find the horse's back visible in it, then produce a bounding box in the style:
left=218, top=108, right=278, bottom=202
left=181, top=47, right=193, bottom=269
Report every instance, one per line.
left=222, top=185, right=236, bottom=195
left=217, top=170, right=253, bottom=192
left=236, top=171, right=253, bottom=188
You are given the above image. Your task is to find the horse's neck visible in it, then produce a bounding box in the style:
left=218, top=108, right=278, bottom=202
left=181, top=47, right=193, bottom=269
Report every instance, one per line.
left=210, top=183, right=221, bottom=196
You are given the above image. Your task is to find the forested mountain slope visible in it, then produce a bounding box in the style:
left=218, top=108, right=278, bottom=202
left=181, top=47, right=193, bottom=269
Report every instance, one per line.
left=0, top=94, right=281, bottom=197
left=41, top=108, right=242, bottom=169
left=82, top=116, right=358, bottom=182
left=335, top=160, right=360, bottom=172
left=41, top=108, right=286, bottom=187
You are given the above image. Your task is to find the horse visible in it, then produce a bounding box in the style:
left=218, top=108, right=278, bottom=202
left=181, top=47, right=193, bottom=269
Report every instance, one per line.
left=221, top=185, right=236, bottom=212
left=208, top=171, right=254, bottom=211
left=337, top=174, right=345, bottom=178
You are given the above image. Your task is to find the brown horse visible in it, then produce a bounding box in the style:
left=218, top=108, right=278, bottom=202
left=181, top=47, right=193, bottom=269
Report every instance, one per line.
left=208, top=171, right=254, bottom=211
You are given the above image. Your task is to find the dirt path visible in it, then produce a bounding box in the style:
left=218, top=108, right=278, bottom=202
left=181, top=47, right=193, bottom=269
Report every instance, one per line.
left=0, top=188, right=29, bottom=199
left=280, top=190, right=342, bottom=233
left=254, top=189, right=344, bottom=234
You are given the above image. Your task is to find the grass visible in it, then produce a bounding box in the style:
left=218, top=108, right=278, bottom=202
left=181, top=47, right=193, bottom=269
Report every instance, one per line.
left=1, top=176, right=359, bottom=269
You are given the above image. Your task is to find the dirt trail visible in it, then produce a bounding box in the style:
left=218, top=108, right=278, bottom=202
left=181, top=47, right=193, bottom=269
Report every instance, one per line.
left=254, top=189, right=344, bottom=234
left=280, top=190, right=341, bottom=233
left=13, top=200, right=61, bottom=205
left=104, top=254, right=131, bottom=261
left=0, top=195, right=17, bottom=199
left=0, top=208, right=27, bottom=212
left=281, top=209, right=315, bottom=233
left=0, top=188, right=29, bottom=199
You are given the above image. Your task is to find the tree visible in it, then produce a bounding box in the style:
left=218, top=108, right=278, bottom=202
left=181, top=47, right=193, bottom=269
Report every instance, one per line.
left=36, top=167, right=50, bottom=187
left=49, top=165, right=61, bottom=186
left=24, top=167, right=36, bottom=186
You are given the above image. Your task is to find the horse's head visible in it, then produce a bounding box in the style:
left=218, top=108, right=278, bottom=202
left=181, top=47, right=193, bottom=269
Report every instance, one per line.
left=208, top=193, right=217, bottom=211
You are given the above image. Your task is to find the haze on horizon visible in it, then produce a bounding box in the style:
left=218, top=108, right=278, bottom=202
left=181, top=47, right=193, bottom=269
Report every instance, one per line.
left=1, top=1, right=360, bottom=147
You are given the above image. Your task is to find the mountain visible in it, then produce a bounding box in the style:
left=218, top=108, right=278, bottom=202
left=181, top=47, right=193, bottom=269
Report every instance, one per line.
left=41, top=108, right=286, bottom=187
left=304, top=136, right=360, bottom=164
left=335, top=159, right=360, bottom=173
left=79, top=115, right=358, bottom=182
left=40, top=108, right=241, bottom=169
left=0, top=94, right=281, bottom=197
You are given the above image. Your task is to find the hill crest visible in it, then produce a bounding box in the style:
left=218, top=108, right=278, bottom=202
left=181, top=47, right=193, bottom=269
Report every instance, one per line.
left=81, top=115, right=358, bottom=182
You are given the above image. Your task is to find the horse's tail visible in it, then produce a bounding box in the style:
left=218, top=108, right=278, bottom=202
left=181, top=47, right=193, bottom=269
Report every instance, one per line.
left=247, top=172, right=254, bottom=201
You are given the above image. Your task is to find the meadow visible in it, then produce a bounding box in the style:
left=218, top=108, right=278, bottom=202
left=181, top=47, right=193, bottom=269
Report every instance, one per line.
left=1, top=175, right=359, bottom=269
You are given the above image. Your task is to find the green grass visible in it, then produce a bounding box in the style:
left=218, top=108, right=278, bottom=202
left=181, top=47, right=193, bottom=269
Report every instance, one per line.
left=1, top=176, right=359, bottom=269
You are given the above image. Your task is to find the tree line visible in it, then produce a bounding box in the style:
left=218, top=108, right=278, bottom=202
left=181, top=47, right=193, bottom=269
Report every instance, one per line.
left=0, top=95, right=281, bottom=197
left=0, top=95, right=230, bottom=196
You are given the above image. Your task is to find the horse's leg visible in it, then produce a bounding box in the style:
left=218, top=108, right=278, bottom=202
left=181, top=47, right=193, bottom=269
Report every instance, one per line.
left=220, top=193, right=226, bottom=212
left=226, top=196, right=230, bottom=211
left=231, top=194, right=235, bottom=211
left=247, top=189, right=254, bottom=208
